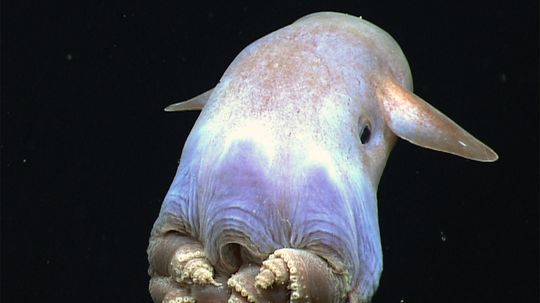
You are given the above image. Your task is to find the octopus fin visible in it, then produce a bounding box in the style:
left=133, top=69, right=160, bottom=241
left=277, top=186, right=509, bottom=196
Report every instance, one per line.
left=377, top=77, right=498, bottom=162
left=164, top=89, right=214, bottom=112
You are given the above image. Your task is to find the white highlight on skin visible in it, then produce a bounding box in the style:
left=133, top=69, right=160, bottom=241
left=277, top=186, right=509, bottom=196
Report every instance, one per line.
left=222, top=119, right=278, bottom=164
left=302, top=142, right=339, bottom=182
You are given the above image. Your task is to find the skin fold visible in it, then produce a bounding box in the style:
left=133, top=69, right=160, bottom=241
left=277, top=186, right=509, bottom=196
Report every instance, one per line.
left=148, top=12, right=497, bottom=303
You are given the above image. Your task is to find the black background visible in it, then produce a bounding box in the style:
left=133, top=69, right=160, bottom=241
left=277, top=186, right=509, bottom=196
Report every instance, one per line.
left=2, top=1, right=538, bottom=302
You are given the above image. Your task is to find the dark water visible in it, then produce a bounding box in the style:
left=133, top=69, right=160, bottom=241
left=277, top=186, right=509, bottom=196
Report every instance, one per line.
left=2, top=1, right=538, bottom=302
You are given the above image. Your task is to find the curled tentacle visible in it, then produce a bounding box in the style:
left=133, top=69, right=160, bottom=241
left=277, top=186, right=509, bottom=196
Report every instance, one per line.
left=228, top=264, right=288, bottom=303
left=255, top=254, right=289, bottom=290
left=148, top=233, right=223, bottom=302
left=256, top=248, right=349, bottom=303
left=149, top=232, right=218, bottom=285
left=168, top=241, right=220, bottom=286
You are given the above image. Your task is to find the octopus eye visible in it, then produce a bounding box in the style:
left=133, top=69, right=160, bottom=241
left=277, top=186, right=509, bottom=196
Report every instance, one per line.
left=360, top=124, right=371, bottom=144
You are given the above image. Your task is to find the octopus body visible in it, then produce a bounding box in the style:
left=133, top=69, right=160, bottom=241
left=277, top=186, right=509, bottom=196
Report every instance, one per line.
left=147, top=12, right=497, bottom=303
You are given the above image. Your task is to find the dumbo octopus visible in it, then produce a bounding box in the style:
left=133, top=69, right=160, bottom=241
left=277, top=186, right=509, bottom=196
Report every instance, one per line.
left=147, top=12, right=498, bottom=303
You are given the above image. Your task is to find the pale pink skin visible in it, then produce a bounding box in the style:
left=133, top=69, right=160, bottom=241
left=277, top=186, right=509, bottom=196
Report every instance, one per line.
left=148, top=12, right=497, bottom=303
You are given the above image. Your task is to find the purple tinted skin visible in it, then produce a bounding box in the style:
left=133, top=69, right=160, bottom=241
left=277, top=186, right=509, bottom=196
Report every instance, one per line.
left=163, top=140, right=361, bottom=272
left=149, top=12, right=497, bottom=303
left=157, top=129, right=384, bottom=299
left=150, top=12, right=415, bottom=302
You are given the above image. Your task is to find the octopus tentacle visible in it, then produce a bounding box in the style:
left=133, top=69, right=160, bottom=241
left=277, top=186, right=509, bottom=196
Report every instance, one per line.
left=148, top=276, right=194, bottom=303
left=255, top=254, right=289, bottom=289
left=148, top=233, right=220, bottom=287
left=228, top=264, right=288, bottom=303
left=228, top=265, right=260, bottom=303
left=255, top=248, right=349, bottom=303
left=168, top=242, right=219, bottom=286
left=148, top=233, right=226, bottom=302
left=174, top=253, right=219, bottom=286
left=163, top=293, right=196, bottom=303
left=190, top=275, right=231, bottom=303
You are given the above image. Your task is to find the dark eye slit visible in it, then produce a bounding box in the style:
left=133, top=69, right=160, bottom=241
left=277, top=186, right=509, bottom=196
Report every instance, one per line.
left=360, top=125, right=371, bottom=144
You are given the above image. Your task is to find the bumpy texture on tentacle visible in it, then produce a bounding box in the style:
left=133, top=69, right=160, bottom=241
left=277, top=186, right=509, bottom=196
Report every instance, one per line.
left=148, top=232, right=218, bottom=286
left=163, top=293, right=196, bottom=303
left=255, top=254, right=289, bottom=289
left=228, top=293, right=250, bottom=303
left=169, top=242, right=221, bottom=286
left=149, top=276, right=194, bottom=303
left=148, top=233, right=226, bottom=302
left=228, top=264, right=288, bottom=303
left=228, top=265, right=261, bottom=303
left=255, top=248, right=349, bottom=303
left=190, top=275, right=231, bottom=303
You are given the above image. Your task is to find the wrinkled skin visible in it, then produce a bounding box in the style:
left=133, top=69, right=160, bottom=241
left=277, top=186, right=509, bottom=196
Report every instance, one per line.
left=147, top=12, right=497, bottom=303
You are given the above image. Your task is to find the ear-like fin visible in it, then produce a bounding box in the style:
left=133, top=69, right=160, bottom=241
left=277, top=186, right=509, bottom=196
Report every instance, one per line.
left=376, top=78, right=498, bottom=162
left=164, top=89, right=214, bottom=112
